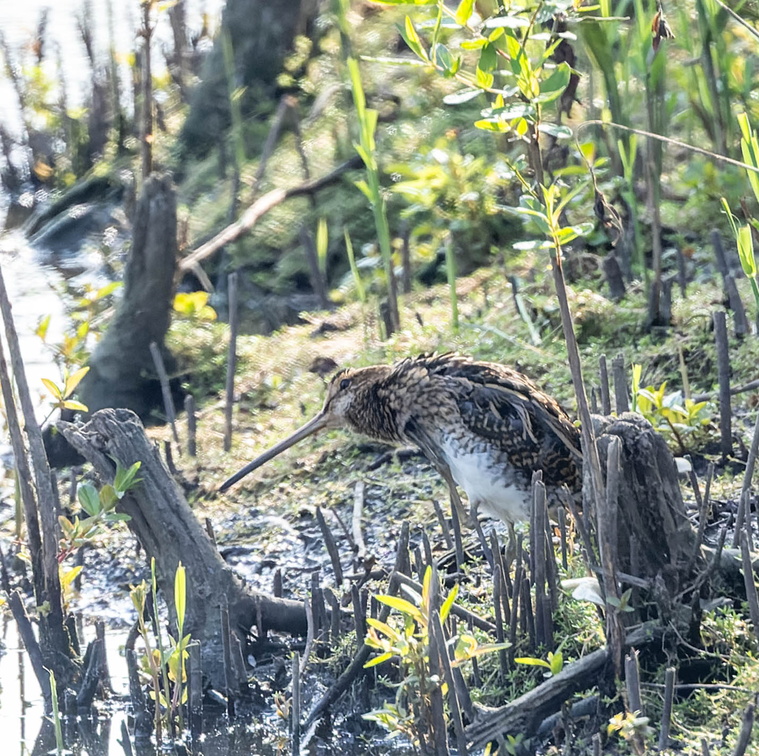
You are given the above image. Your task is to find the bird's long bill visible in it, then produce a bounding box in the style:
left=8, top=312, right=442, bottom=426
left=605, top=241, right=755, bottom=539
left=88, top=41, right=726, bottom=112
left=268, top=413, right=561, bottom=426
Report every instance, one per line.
left=219, top=412, right=329, bottom=492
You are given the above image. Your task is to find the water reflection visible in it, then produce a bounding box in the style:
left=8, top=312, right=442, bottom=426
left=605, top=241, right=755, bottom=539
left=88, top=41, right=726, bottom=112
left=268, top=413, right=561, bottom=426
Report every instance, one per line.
left=0, top=614, right=415, bottom=755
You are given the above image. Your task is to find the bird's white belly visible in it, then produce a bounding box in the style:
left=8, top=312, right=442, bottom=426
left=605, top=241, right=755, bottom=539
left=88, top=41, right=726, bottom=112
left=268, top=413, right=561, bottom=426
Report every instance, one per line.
left=445, top=449, right=531, bottom=524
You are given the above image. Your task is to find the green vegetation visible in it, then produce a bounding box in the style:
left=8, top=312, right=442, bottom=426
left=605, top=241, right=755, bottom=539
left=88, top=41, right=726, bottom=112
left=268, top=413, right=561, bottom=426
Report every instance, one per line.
left=6, top=0, right=759, bottom=753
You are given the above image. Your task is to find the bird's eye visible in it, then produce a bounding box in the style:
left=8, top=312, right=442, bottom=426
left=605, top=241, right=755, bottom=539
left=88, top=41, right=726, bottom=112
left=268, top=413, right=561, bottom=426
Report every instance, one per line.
left=340, top=378, right=351, bottom=390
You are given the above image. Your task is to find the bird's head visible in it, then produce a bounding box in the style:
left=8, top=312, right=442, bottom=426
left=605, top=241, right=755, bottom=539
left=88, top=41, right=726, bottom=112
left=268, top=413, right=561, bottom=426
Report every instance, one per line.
left=219, top=363, right=391, bottom=492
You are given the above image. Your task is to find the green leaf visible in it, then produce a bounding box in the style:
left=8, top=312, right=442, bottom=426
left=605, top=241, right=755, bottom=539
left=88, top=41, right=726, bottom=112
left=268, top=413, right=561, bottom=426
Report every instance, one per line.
left=60, top=564, right=84, bottom=590
left=344, top=227, right=366, bottom=303
left=316, top=217, right=328, bottom=276
left=399, top=16, right=427, bottom=61
left=354, top=179, right=374, bottom=203
left=373, top=0, right=436, bottom=4
left=738, top=112, right=759, bottom=205
left=514, top=656, right=552, bottom=669
left=366, top=617, right=402, bottom=641
left=114, top=461, right=142, bottom=494
left=534, top=62, right=571, bottom=104
left=478, top=42, right=497, bottom=72
left=78, top=483, right=101, bottom=517
left=439, top=583, right=459, bottom=623
left=460, top=38, right=487, bottom=50
left=454, top=0, right=474, bottom=25
left=434, top=43, right=454, bottom=73
left=539, top=62, right=571, bottom=95
left=94, top=281, right=122, bottom=299
left=548, top=650, right=564, bottom=675
left=100, top=484, right=118, bottom=509
left=36, top=314, right=51, bottom=341
left=375, top=594, right=424, bottom=622
left=474, top=118, right=509, bottom=132
left=63, top=399, right=89, bottom=412
left=175, top=562, right=186, bottom=636
left=41, top=378, right=62, bottom=401
left=721, top=197, right=739, bottom=240
left=475, top=67, right=494, bottom=89
left=737, top=224, right=757, bottom=278
left=364, top=651, right=394, bottom=668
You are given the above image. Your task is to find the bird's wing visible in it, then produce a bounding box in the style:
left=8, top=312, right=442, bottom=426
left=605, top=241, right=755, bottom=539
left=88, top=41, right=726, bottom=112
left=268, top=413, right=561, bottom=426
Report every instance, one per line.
left=425, top=355, right=581, bottom=457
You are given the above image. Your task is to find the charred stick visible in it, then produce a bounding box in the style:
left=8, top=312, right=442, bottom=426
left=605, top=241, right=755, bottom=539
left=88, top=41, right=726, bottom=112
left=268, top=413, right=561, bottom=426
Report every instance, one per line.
left=450, top=498, right=466, bottom=572
left=76, top=637, right=102, bottom=710
left=713, top=310, right=732, bottom=461
left=558, top=506, right=568, bottom=571
left=223, top=272, right=239, bottom=452
left=9, top=589, right=53, bottom=712
left=184, top=394, right=197, bottom=457
left=291, top=651, right=301, bottom=756
left=326, top=588, right=341, bottom=646
left=612, top=353, right=629, bottom=413
left=315, top=507, right=343, bottom=587
left=658, top=666, right=676, bottom=750
left=149, top=341, right=180, bottom=448
left=352, top=481, right=367, bottom=562
left=431, top=612, right=468, bottom=755
left=220, top=602, right=235, bottom=717
left=188, top=642, right=202, bottom=739
left=351, top=584, right=365, bottom=644
left=493, top=566, right=509, bottom=677
left=474, top=518, right=493, bottom=572
left=599, top=355, right=612, bottom=415
left=732, top=698, right=756, bottom=756
left=432, top=498, right=454, bottom=551
left=625, top=649, right=643, bottom=715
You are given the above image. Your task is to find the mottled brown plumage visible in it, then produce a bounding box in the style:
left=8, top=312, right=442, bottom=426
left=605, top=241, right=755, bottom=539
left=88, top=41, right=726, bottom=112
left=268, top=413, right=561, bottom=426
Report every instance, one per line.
left=220, top=354, right=582, bottom=529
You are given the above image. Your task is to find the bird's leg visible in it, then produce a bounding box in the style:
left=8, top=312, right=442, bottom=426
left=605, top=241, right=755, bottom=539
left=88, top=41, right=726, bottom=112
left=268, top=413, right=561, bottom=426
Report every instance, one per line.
left=437, top=465, right=472, bottom=528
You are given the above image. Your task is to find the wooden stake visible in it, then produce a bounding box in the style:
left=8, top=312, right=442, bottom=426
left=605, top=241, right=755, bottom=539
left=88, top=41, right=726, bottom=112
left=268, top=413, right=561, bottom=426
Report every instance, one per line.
left=223, top=271, right=239, bottom=452
left=713, top=309, right=732, bottom=460
left=612, top=353, right=629, bottom=413
left=149, top=341, right=179, bottom=447
left=0, top=266, right=70, bottom=670
left=291, top=651, right=301, bottom=756
left=658, top=666, right=676, bottom=750
left=315, top=507, right=343, bottom=587
left=599, top=354, right=612, bottom=415
left=184, top=394, right=197, bottom=457
left=731, top=698, right=756, bottom=756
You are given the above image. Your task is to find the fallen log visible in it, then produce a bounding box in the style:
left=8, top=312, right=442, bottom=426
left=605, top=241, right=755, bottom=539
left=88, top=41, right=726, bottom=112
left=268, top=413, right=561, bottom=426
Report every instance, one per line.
left=59, top=408, right=307, bottom=690
left=465, top=647, right=611, bottom=750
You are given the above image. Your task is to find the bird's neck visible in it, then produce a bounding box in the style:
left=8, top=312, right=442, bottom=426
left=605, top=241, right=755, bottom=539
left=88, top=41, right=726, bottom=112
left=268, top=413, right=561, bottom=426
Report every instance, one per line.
left=346, top=379, right=402, bottom=443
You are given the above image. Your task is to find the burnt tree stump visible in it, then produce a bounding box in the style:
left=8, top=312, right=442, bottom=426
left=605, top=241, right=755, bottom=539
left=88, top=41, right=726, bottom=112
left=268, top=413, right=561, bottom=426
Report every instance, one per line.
left=591, top=413, right=698, bottom=586
left=59, top=408, right=307, bottom=691
left=78, top=174, right=178, bottom=418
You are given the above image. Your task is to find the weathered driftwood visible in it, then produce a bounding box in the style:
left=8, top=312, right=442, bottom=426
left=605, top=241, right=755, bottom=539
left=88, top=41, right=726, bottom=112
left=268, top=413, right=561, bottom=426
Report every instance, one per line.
left=58, top=408, right=307, bottom=689
left=465, top=648, right=611, bottom=750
